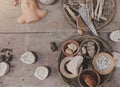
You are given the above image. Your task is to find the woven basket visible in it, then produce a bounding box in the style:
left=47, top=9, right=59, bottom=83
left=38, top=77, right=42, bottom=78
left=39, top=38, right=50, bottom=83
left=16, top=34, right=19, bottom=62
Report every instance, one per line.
left=61, top=39, right=80, bottom=57
left=92, top=52, right=115, bottom=75
left=80, top=39, right=100, bottom=59
left=58, top=35, right=115, bottom=87
left=63, top=0, right=116, bottom=31
left=78, top=69, right=101, bottom=87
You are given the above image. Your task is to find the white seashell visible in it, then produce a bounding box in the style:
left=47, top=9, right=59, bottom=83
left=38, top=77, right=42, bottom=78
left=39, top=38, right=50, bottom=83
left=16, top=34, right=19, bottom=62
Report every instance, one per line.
left=20, top=51, right=36, bottom=64
left=65, top=48, right=73, bottom=55
left=110, top=30, right=120, bottom=42
left=81, top=47, right=87, bottom=54
left=66, top=56, right=83, bottom=75
left=34, top=66, right=49, bottom=80
left=39, top=0, right=56, bottom=5
left=112, top=52, right=120, bottom=67
left=0, top=62, right=10, bottom=77
left=67, top=43, right=77, bottom=52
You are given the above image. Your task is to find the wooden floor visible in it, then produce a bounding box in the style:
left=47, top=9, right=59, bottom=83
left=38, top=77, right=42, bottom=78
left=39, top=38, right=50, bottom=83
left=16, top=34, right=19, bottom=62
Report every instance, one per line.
left=0, top=0, right=120, bottom=87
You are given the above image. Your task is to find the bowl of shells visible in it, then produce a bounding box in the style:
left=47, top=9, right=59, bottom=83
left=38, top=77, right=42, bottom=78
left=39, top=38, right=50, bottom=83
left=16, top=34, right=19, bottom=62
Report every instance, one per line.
left=58, top=35, right=115, bottom=87
left=80, top=39, right=100, bottom=58
left=61, top=39, right=80, bottom=56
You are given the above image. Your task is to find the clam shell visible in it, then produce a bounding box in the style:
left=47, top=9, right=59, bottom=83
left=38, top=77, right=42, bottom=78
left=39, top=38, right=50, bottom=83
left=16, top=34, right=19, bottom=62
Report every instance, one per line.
left=0, top=62, right=10, bottom=77
left=34, top=66, right=49, bottom=80
left=110, top=30, right=120, bottom=42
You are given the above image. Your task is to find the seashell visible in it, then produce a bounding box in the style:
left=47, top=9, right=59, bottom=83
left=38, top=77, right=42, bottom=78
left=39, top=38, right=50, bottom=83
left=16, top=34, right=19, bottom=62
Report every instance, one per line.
left=112, top=52, right=120, bottom=68
left=88, top=49, right=95, bottom=58
left=20, top=51, right=36, bottom=64
left=34, top=66, right=49, bottom=80
left=65, top=48, right=73, bottom=55
left=0, top=62, right=10, bottom=77
left=87, top=41, right=95, bottom=47
left=81, top=46, right=87, bottom=54
left=110, top=30, right=120, bottom=42
left=39, top=0, right=56, bottom=5
left=86, top=41, right=95, bottom=57
left=66, top=56, right=83, bottom=75
left=67, top=43, right=78, bottom=52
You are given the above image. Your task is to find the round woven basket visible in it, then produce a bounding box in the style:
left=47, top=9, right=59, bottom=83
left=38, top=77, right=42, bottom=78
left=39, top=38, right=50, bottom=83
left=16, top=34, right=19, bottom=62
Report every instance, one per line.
left=63, top=0, right=116, bottom=31
left=61, top=39, right=80, bottom=57
left=80, top=39, right=100, bottom=58
left=58, top=35, right=115, bottom=87
left=78, top=69, right=101, bottom=87
left=92, top=52, right=115, bottom=75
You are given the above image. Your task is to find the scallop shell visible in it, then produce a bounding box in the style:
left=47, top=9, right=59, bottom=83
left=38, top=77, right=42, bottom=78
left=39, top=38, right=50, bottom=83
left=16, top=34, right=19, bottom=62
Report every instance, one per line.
left=20, top=51, right=36, bottom=64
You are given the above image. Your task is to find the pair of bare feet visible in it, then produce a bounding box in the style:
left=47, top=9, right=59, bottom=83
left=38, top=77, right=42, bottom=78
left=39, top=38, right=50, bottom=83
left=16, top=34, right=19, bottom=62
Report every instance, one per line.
left=13, top=0, right=47, bottom=24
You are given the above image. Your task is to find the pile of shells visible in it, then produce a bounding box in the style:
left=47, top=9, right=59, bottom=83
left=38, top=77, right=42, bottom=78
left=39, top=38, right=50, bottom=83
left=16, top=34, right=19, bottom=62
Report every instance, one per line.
left=62, top=40, right=80, bottom=56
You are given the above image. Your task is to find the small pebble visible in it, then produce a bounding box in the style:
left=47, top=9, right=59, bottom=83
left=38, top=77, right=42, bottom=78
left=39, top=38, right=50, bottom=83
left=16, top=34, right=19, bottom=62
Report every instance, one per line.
left=50, top=42, right=58, bottom=52
left=83, top=74, right=97, bottom=87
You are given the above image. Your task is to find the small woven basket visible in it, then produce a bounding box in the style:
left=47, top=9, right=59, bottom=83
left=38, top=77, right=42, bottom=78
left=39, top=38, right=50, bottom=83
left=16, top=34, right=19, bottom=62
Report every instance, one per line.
left=92, top=52, right=115, bottom=75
